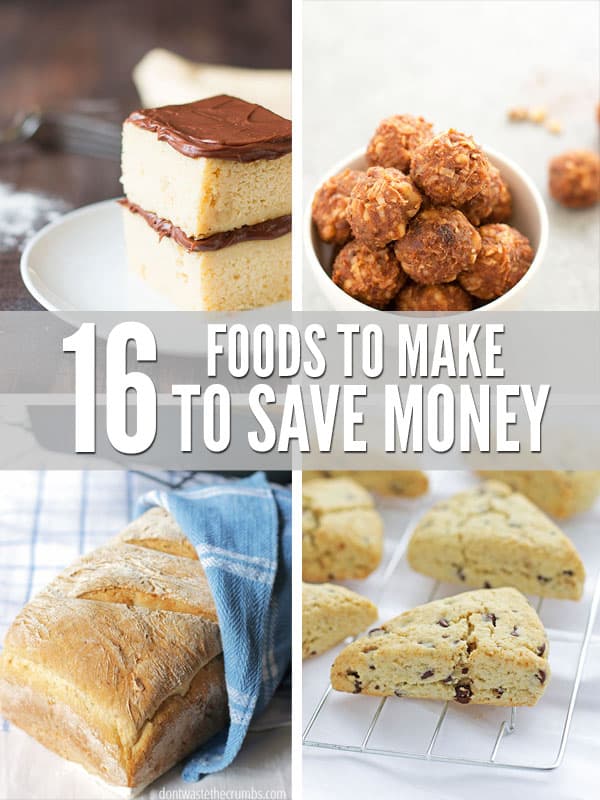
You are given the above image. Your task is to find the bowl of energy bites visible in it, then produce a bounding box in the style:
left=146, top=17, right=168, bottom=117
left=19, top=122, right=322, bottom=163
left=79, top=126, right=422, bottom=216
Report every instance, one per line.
left=307, top=115, right=548, bottom=313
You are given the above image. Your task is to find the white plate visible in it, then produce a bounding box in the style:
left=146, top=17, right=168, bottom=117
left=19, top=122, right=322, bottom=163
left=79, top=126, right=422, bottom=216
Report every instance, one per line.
left=21, top=199, right=179, bottom=311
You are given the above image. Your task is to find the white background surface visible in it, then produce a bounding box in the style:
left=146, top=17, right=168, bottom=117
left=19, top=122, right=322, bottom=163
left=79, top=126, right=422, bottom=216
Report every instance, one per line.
left=302, top=471, right=600, bottom=799
left=302, top=0, right=600, bottom=311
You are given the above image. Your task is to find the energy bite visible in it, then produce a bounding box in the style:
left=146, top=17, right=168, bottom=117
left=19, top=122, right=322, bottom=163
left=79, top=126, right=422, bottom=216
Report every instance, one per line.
left=484, top=168, right=512, bottom=223
left=331, top=587, right=550, bottom=707
left=302, top=583, right=378, bottom=659
left=394, top=206, right=481, bottom=284
left=407, top=480, right=585, bottom=600
left=460, top=166, right=512, bottom=226
left=347, top=167, right=422, bottom=248
left=332, top=240, right=407, bottom=308
left=394, top=282, right=474, bottom=312
left=302, top=478, right=384, bottom=582
left=411, top=129, right=493, bottom=205
left=549, top=150, right=600, bottom=208
left=366, top=114, right=434, bottom=172
left=120, top=94, right=291, bottom=310
left=477, top=471, right=600, bottom=519
left=458, top=223, right=533, bottom=300
left=311, top=168, right=363, bottom=245
left=303, top=470, right=429, bottom=498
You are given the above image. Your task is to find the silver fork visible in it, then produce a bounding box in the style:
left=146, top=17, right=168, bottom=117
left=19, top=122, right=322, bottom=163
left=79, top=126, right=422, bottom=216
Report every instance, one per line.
left=0, top=108, right=121, bottom=160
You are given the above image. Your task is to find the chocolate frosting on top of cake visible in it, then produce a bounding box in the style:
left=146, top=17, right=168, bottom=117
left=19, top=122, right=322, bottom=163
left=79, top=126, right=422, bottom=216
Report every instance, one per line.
left=126, top=94, right=292, bottom=162
left=120, top=199, right=291, bottom=252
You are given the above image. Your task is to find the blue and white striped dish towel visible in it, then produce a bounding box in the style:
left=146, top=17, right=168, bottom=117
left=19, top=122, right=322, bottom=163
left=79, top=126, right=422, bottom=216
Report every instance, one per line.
left=136, top=472, right=291, bottom=781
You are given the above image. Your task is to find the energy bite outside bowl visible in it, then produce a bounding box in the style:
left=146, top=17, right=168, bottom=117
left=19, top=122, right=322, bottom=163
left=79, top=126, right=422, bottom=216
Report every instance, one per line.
left=306, top=146, right=548, bottom=313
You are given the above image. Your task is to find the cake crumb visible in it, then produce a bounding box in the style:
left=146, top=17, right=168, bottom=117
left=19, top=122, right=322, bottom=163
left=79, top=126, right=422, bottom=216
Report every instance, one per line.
left=508, top=107, right=529, bottom=121
left=528, top=106, right=547, bottom=124
left=545, top=119, right=562, bottom=134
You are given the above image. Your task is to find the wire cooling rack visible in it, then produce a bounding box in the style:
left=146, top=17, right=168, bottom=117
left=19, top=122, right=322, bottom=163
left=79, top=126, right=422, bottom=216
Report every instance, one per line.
left=303, top=509, right=600, bottom=772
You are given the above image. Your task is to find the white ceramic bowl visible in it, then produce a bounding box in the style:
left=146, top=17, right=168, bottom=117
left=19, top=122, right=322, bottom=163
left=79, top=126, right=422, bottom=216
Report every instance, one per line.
left=305, top=147, right=549, bottom=313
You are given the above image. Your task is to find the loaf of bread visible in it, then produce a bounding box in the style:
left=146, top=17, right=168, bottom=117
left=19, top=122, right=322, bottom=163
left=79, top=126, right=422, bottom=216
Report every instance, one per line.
left=0, top=508, right=228, bottom=791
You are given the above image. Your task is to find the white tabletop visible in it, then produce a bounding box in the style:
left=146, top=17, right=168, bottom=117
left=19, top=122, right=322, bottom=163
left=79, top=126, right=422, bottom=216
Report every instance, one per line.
left=302, top=0, right=600, bottom=311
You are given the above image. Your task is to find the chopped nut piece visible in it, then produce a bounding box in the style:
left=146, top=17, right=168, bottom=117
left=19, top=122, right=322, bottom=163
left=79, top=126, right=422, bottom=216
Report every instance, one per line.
left=347, top=166, right=422, bottom=249
left=545, top=119, right=562, bottom=135
left=549, top=150, right=600, bottom=208
left=366, top=114, right=434, bottom=172
left=332, top=239, right=407, bottom=308
left=458, top=223, right=534, bottom=300
left=528, top=106, right=547, bottom=124
left=394, top=206, right=481, bottom=284
left=508, top=107, right=529, bottom=121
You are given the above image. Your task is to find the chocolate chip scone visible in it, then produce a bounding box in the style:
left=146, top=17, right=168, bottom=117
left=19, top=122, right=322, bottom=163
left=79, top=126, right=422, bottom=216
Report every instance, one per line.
left=302, top=583, right=378, bottom=659
left=303, top=470, right=429, bottom=498
left=477, top=471, right=600, bottom=519
left=407, top=481, right=585, bottom=600
left=331, top=587, right=549, bottom=707
left=302, top=478, right=383, bottom=582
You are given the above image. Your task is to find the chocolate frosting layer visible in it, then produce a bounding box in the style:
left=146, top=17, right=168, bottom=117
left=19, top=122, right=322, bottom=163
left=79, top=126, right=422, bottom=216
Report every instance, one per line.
left=120, top=199, right=291, bottom=252
left=126, top=94, right=292, bottom=162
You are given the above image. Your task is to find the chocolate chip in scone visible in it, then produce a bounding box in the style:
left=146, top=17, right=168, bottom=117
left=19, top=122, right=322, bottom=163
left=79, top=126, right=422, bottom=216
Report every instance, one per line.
left=461, top=667, right=469, bottom=674
left=369, top=664, right=376, bottom=670
left=483, top=581, right=492, bottom=589
left=563, top=569, right=574, bottom=576
left=492, top=687, right=505, bottom=698
left=484, top=612, right=497, bottom=626
left=442, top=675, right=453, bottom=684
left=537, top=643, right=546, bottom=657
left=374, top=684, right=380, bottom=690
left=511, top=626, right=520, bottom=637
left=394, top=689, right=405, bottom=697
left=346, top=669, right=363, bottom=693
left=535, top=670, right=547, bottom=685
left=421, top=669, right=435, bottom=679
left=466, top=641, right=476, bottom=654
left=438, top=618, right=450, bottom=627
left=537, top=575, right=551, bottom=584
left=455, top=682, right=473, bottom=704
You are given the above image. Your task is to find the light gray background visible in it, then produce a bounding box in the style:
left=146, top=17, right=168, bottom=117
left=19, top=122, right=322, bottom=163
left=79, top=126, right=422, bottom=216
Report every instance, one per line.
left=303, top=0, right=600, bottom=311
